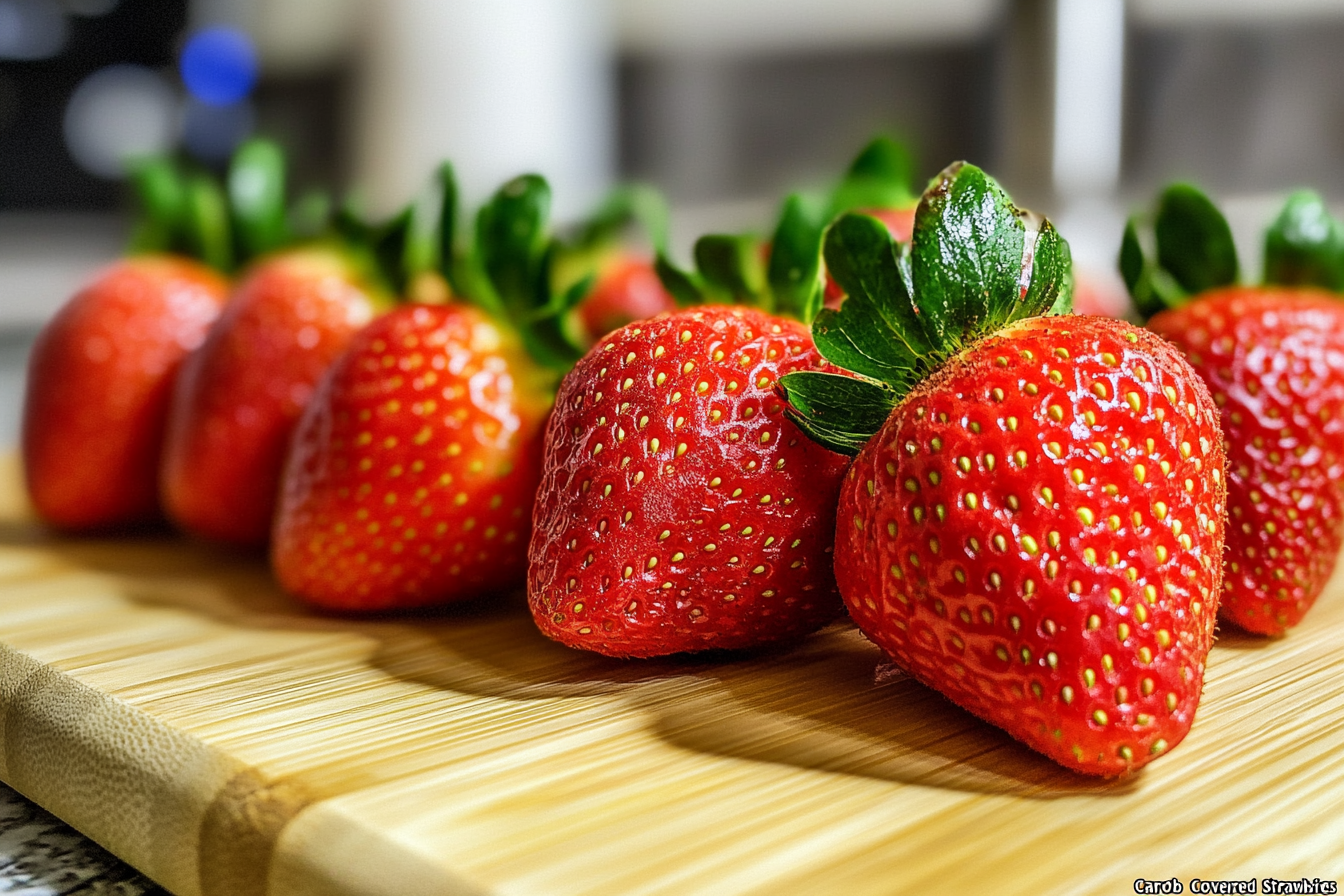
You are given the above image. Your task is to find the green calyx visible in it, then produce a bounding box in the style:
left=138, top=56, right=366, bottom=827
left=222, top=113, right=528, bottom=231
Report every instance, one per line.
left=471, top=176, right=677, bottom=373
left=126, top=156, right=234, bottom=273
left=126, top=137, right=343, bottom=276
left=470, top=173, right=591, bottom=371
left=655, top=135, right=918, bottom=324
left=1121, top=183, right=1344, bottom=320
left=344, top=167, right=589, bottom=373
left=778, top=161, right=1073, bottom=456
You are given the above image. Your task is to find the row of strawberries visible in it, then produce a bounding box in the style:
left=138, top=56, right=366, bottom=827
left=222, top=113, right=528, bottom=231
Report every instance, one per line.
left=22, top=140, right=1344, bottom=780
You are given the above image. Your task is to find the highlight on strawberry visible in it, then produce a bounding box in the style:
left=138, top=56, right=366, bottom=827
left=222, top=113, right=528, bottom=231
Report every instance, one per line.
left=160, top=138, right=391, bottom=547
left=779, top=162, right=1227, bottom=776
left=1122, top=185, right=1344, bottom=635
left=22, top=157, right=231, bottom=531
left=271, top=168, right=593, bottom=611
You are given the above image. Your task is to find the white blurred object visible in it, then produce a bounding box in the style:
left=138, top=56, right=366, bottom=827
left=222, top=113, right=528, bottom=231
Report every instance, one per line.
left=352, top=0, right=614, bottom=220
left=63, top=65, right=178, bottom=179
left=1052, top=0, right=1124, bottom=196
left=615, top=0, right=1002, bottom=55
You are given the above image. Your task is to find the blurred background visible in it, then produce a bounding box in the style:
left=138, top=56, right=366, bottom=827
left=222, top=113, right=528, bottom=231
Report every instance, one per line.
left=5, top=0, right=1344, bottom=443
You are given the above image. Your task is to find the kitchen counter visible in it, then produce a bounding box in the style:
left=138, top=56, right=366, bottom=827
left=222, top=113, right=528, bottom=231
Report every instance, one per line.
left=0, top=782, right=165, bottom=895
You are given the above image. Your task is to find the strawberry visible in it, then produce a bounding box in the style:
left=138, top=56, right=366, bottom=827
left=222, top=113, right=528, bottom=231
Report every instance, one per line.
left=553, top=185, right=677, bottom=344
left=529, top=305, right=851, bottom=657
left=161, top=246, right=385, bottom=545
left=158, top=138, right=397, bottom=547
left=272, top=172, right=589, bottom=610
left=271, top=304, right=549, bottom=609
left=21, top=158, right=232, bottom=530
left=779, top=163, right=1226, bottom=776
left=22, top=256, right=228, bottom=530
left=576, top=255, right=676, bottom=342
left=1122, top=186, right=1344, bottom=635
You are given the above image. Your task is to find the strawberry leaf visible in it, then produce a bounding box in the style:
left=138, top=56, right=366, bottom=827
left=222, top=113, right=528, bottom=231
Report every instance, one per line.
left=287, top=190, right=332, bottom=241
left=1154, top=183, right=1239, bottom=295
left=654, top=253, right=709, bottom=307
left=695, top=233, right=768, bottom=306
left=783, top=161, right=1071, bottom=452
left=399, top=161, right=458, bottom=291
left=767, top=192, right=828, bottom=323
left=777, top=371, right=899, bottom=456
left=828, top=135, right=916, bottom=216
left=228, top=138, right=289, bottom=261
left=370, top=206, right=414, bottom=295
left=1263, top=190, right=1344, bottom=290
left=818, top=213, right=933, bottom=387
left=475, top=173, right=591, bottom=370
left=127, top=156, right=188, bottom=258
left=182, top=170, right=233, bottom=274
left=477, top=174, right=551, bottom=318
left=911, top=162, right=1066, bottom=350
left=1120, top=216, right=1189, bottom=318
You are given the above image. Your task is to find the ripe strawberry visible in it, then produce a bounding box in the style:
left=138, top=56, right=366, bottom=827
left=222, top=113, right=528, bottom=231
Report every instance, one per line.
left=22, top=256, right=228, bottom=530
left=161, top=246, right=385, bottom=545
left=576, top=255, right=676, bottom=342
left=273, top=172, right=592, bottom=610
left=272, top=304, right=549, bottom=609
left=529, top=305, right=851, bottom=657
left=1122, top=186, right=1344, bottom=634
left=553, top=184, right=677, bottom=344
left=780, top=163, right=1225, bottom=776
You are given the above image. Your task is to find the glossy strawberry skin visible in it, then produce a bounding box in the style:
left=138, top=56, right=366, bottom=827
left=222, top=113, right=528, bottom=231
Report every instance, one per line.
left=577, top=256, right=677, bottom=344
left=838, top=317, right=1225, bottom=776
left=1149, top=288, right=1344, bottom=635
left=22, top=256, right=228, bottom=530
left=161, top=247, right=380, bottom=547
left=530, top=306, right=851, bottom=658
left=273, top=304, right=550, bottom=611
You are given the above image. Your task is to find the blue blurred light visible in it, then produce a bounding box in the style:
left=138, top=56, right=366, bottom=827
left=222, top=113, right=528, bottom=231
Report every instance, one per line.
left=180, top=27, right=258, bottom=106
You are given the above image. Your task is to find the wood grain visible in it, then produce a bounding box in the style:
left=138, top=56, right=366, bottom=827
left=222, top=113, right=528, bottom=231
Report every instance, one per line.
left=1, top=451, right=1342, bottom=895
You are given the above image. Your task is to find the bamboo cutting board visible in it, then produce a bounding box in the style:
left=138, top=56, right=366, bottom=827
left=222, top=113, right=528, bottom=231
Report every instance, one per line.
left=1, top=451, right=1342, bottom=896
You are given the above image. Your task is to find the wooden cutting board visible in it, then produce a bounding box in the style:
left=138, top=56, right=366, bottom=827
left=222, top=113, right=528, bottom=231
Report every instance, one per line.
left=1, top=450, right=1342, bottom=896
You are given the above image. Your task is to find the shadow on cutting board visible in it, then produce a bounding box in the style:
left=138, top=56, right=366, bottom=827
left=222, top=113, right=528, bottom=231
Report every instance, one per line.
left=0, top=502, right=1133, bottom=801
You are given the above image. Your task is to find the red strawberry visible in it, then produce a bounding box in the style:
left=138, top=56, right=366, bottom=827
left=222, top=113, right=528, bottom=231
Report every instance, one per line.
left=781, top=163, right=1225, bottom=776
left=577, top=255, right=676, bottom=342
left=161, top=247, right=384, bottom=546
left=273, top=172, right=596, bottom=610
left=529, top=305, right=851, bottom=657
left=272, top=303, right=550, bottom=609
left=1123, top=187, right=1344, bottom=634
left=22, top=256, right=228, bottom=530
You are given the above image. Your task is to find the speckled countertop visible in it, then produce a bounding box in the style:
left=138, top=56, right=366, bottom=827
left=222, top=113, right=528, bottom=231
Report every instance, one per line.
left=0, top=783, right=166, bottom=896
